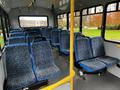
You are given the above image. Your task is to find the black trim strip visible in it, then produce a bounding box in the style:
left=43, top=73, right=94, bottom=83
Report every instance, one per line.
left=104, top=39, right=120, bottom=44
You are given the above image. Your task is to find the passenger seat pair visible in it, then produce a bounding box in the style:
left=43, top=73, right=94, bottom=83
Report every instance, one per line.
left=4, top=41, right=60, bottom=90
left=74, top=37, right=119, bottom=73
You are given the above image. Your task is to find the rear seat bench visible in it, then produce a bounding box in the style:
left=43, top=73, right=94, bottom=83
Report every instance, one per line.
left=74, top=37, right=119, bottom=75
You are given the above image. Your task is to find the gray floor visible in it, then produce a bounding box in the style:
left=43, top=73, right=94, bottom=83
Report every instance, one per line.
left=50, top=48, right=120, bottom=90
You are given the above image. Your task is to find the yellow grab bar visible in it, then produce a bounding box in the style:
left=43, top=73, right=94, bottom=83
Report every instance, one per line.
left=40, top=0, right=75, bottom=89
left=40, top=70, right=75, bottom=90
left=70, top=0, right=74, bottom=89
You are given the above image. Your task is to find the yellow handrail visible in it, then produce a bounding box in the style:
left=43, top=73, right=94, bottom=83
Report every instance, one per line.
left=40, top=0, right=75, bottom=89
left=70, top=0, right=74, bottom=89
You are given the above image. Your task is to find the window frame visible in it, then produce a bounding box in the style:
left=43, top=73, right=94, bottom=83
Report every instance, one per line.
left=18, top=15, right=49, bottom=28
left=82, top=5, right=103, bottom=16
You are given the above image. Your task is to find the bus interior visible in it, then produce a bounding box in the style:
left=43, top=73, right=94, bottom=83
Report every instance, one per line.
left=0, top=0, right=120, bottom=90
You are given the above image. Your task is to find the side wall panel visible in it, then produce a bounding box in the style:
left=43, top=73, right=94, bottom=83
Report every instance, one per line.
left=104, top=41, right=120, bottom=78
left=9, top=7, right=54, bottom=29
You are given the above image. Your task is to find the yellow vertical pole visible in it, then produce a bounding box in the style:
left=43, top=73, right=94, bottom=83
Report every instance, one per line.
left=70, top=0, right=74, bottom=90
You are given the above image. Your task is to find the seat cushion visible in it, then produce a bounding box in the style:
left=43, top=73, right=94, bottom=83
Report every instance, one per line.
left=79, top=59, right=106, bottom=73
left=91, top=37, right=105, bottom=57
left=96, top=56, right=119, bottom=67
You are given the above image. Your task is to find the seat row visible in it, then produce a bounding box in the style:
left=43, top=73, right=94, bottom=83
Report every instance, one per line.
left=74, top=37, right=119, bottom=73
left=9, top=28, right=71, bottom=55
left=4, top=39, right=60, bottom=90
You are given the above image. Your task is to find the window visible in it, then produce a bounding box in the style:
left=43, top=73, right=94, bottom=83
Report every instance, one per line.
left=2, top=16, right=8, bottom=39
left=82, top=14, right=102, bottom=37
left=59, top=1, right=62, bottom=6
left=69, top=12, right=80, bottom=32
left=88, top=7, right=95, bottom=14
left=74, top=16, right=80, bottom=32
left=62, top=0, right=65, bottom=5
left=105, top=11, right=120, bottom=42
left=58, top=14, right=67, bottom=29
left=0, top=16, right=5, bottom=49
left=76, top=11, right=80, bottom=16
left=107, top=3, right=117, bottom=11
left=59, top=0, right=69, bottom=6
left=74, top=11, right=80, bottom=32
left=96, top=6, right=103, bottom=13
left=19, top=16, right=48, bottom=27
left=118, top=2, right=120, bottom=10
left=82, top=9, right=87, bottom=15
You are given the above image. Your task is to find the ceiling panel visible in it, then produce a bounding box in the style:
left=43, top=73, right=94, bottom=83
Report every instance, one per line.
left=1, top=0, right=119, bottom=13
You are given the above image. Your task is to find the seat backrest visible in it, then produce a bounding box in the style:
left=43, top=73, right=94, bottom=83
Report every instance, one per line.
left=10, top=29, right=23, bottom=33
left=31, top=41, right=55, bottom=69
left=8, top=37, right=27, bottom=45
left=90, top=37, right=105, bottom=57
left=41, top=30, right=46, bottom=37
left=5, top=44, right=35, bottom=86
left=51, top=30, right=60, bottom=44
left=45, top=29, right=52, bottom=40
left=60, top=31, right=70, bottom=50
left=74, top=32, right=87, bottom=39
left=74, top=38, right=93, bottom=62
left=10, top=33, right=26, bottom=37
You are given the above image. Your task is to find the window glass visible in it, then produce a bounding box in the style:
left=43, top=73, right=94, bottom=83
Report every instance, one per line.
left=62, top=0, right=66, bottom=4
left=96, top=6, right=103, bottom=13
left=59, top=1, right=62, bottom=6
left=119, top=2, right=120, bottom=10
left=0, top=16, right=4, bottom=49
left=105, top=11, right=120, bottom=42
left=66, top=0, right=69, bottom=3
left=2, top=16, right=7, bottom=38
left=82, top=9, right=87, bottom=15
left=58, top=14, right=67, bottom=29
left=19, top=16, right=48, bottom=27
left=82, top=14, right=102, bottom=37
left=107, top=3, right=117, bottom=11
left=76, top=11, right=80, bottom=16
left=74, top=16, right=80, bottom=32
left=88, top=7, right=95, bottom=14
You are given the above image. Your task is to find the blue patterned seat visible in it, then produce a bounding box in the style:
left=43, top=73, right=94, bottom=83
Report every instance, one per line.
left=91, top=37, right=119, bottom=67
left=45, top=29, right=52, bottom=41
left=5, top=44, right=36, bottom=90
left=10, top=33, right=26, bottom=37
left=31, top=41, right=60, bottom=81
left=8, top=36, right=27, bottom=45
left=10, top=29, right=23, bottom=33
left=74, top=38, right=106, bottom=73
left=51, top=30, right=60, bottom=47
left=59, top=31, right=70, bottom=55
